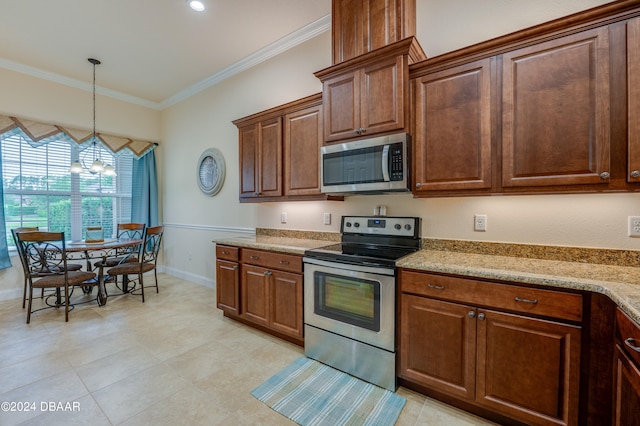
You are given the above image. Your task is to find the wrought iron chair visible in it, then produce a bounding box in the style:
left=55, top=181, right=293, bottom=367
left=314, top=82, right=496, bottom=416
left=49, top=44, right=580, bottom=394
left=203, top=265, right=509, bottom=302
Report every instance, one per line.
left=11, top=227, right=83, bottom=309
left=93, top=223, right=146, bottom=270
left=103, top=225, right=164, bottom=302
left=16, top=231, right=96, bottom=323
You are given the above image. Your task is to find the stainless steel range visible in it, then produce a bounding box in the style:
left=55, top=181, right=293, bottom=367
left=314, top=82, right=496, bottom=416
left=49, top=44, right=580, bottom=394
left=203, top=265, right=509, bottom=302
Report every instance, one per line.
left=303, top=215, right=421, bottom=391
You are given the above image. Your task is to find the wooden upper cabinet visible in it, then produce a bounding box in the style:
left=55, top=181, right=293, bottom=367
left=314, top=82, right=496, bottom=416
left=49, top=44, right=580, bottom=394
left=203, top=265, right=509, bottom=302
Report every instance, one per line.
left=332, top=0, right=416, bottom=64
left=502, top=27, right=611, bottom=188
left=238, top=118, right=282, bottom=199
left=628, top=17, right=640, bottom=183
left=233, top=94, right=333, bottom=202
left=238, top=124, right=258, bottom=198
left=317, top=37, right=423, bottom=144
left=284, top=104, right=323, bottom=196
left=413, top=58, right=493, bottom=192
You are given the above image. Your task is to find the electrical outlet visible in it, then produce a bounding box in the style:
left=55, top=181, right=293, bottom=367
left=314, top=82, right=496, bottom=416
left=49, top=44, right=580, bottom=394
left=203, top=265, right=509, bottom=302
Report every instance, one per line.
left=280, top=212, right=287, bottom=224
left=323, top=212, right=331, bottom=225
left=474, top=214, right=487, bottom=232
left=628, top=216, right=640, bottom=237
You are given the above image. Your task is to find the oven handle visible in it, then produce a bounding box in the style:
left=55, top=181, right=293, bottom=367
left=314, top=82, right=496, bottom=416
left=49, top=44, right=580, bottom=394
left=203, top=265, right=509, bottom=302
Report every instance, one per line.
left=303, top=256, right=396, bottom=276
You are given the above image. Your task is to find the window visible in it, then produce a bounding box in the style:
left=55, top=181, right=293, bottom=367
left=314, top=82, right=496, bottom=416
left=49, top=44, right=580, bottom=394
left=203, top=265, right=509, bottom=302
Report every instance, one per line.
left=2, top=133, right=133, bottom=248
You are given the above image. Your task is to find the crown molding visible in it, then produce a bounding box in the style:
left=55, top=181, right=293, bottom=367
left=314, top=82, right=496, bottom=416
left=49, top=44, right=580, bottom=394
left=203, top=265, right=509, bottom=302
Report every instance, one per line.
left=159, top=13, right=331, bottom=109
left=0, top=13, right=331, bottom=111
left=0, top=58, right=161, bottom=110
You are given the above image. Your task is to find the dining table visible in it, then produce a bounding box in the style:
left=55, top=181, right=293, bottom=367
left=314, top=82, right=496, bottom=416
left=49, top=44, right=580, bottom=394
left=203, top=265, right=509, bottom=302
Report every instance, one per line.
left=64, top=238, right=143, bottom=306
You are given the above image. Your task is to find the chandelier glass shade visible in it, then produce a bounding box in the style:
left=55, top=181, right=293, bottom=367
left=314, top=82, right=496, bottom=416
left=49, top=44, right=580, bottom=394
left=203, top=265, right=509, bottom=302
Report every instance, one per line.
left=69, top=58, right=116, bottom=177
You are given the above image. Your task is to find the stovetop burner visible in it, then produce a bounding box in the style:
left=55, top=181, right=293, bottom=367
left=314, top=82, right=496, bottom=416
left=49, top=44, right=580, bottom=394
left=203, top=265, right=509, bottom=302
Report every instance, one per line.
left=304, top=216, right=421, bottom=268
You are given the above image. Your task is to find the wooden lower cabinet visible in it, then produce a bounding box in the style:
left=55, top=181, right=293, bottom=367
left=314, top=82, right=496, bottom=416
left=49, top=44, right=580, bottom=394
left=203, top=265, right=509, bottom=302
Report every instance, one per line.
left=613, top=308, right=640, bottom=425
left=399, top=271, right=582, bottom=426
left=215, top=245, right=304, bottom=344
left=613, top=345, right=640, bottom=426
left=215, top=260, right=240, bottom=315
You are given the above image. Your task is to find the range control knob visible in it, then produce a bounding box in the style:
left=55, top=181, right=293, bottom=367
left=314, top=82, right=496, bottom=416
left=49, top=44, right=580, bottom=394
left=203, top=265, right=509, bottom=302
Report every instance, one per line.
left=354, top=222, right=360, bottom=228
left=394, top=224, right=402, bottom=230
left=404, top=224, right=412, bottom=231
left=345, top=222, right=352, bottom=228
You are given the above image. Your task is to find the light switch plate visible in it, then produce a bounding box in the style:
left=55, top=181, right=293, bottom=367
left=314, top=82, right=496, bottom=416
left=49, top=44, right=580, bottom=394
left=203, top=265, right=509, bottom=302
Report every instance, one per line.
left=280, top=212, right=287, bottom=224
left=323, top=212, right=331, bottom=225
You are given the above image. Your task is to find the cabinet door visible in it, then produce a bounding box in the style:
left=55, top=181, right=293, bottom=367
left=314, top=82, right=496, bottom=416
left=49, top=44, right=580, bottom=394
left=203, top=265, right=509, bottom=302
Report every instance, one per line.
left=413, top=58, right=492, bottom=192
left=613, top=345, right=640, bottom=426
left=360, top=54, right=406, bottom=135
left=269, top=270, right=303, bottom=339
left=284, top=105, right=323, bottom=196
left=332, top=0, right=416, bottom=64
left=241, top=265, right=270, bottom=327
left=258, top=118, right=283, bottom=197
left=399, top=295, right=477, bottom=400
left=476, top=309, right=581, bottom=426
left=323, top=69, right=361, bottom=142
left=628, top=17, right=640, bottom=183
left=216, top=260, right=240, bottom=315
left=502, top=27, right=611, bottom=188
left=239, top=124, right=258, bottom=198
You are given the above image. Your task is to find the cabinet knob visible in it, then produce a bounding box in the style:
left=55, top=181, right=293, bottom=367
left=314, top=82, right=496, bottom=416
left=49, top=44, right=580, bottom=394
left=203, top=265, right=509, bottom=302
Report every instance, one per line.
left=354, top=129, right=361, bottom=135
left=415, top=183, right=422, bottom=188
left=468, top=311, right=476, bottom=319
left=264, top=271, right=272, bottom=276
left=360, top=128, right=366, bottom=134
left=631, top=170, right=640, bottom=178
left=599, top=172, right=610, bottom=181
left=478, top=312, right=486, bottom=321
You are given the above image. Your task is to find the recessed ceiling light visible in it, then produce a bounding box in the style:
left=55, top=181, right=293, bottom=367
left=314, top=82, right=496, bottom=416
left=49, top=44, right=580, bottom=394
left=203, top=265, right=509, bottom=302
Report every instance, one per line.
left=187, top=0, right=206, bottom=12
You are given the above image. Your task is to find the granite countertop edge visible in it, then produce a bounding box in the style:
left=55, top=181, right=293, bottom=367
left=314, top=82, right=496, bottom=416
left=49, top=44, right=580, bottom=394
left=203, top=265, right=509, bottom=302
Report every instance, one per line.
left=398, top=250, right=640, bottom=325
left=214, top=238, right=640, bottom=325
left=214, top=236, right=334, bottom=255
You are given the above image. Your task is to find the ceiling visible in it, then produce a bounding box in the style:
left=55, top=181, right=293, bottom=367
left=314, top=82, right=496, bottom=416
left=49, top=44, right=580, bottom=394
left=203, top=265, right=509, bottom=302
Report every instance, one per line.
left=0, top=0, right=331, bottom=109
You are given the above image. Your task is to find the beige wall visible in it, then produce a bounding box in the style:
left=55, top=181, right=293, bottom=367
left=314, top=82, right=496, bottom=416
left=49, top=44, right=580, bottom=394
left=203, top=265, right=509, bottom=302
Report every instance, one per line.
left=0, top=67, right=161, bottom=299
left=161, top=0, right=639, bottom=287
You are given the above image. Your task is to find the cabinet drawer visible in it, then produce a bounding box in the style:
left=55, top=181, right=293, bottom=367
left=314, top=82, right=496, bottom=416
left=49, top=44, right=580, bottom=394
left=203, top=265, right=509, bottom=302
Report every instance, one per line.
left=216, top=245, right=239, bottom=261
left=616, top=308, right=640, bottom=367
left=399, top=270, right=582, bottom=322
left=241, top=248, right=302, bottom=273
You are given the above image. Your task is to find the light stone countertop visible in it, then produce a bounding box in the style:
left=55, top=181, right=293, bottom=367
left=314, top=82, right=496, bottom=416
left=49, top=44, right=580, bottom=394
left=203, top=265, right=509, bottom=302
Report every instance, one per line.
left=213, top=236, right=640, bottom=325
left=397, top=250, right=640, bottom=325
left=214, top=235, right=334, bottom=256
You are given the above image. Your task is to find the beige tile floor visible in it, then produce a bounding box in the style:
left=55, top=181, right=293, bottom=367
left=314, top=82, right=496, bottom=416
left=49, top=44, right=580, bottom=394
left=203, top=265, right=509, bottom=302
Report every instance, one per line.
left=0, top=274, right=497, bottom=425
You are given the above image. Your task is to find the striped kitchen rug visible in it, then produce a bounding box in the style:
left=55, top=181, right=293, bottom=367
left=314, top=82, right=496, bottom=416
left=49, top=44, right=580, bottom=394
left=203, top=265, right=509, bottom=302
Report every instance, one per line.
left=251, top=357, right=406, bottom=426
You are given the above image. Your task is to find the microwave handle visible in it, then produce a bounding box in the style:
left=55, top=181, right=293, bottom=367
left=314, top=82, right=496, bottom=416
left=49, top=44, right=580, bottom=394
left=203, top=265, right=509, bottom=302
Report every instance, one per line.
left=382, top=145, right=390, bottom=182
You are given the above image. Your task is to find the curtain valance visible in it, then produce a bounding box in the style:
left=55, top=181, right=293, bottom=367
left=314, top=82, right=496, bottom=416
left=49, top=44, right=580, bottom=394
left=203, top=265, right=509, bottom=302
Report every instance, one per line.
left=0, top=114, right=157, bottom=159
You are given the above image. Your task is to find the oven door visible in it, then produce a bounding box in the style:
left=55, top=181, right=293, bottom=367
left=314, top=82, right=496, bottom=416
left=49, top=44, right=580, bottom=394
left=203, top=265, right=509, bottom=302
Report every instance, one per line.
left=303, top=257, right=396, bottom=351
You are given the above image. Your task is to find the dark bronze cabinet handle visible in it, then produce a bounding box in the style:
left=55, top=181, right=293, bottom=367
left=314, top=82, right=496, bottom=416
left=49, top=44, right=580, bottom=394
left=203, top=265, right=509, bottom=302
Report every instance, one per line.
left=625, top=338, right=640, bottom=352
left=427, top=283, right=445, bottom=290
left=250, top=256, right=259, bottom=260
left=221, top=251, right=230, bottom=255
left=280, top=260, right=289, bottom=265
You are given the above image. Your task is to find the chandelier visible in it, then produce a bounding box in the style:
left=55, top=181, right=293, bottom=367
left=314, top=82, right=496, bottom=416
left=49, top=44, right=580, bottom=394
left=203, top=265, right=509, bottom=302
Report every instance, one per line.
left=69, top=58, right=116, bottom=176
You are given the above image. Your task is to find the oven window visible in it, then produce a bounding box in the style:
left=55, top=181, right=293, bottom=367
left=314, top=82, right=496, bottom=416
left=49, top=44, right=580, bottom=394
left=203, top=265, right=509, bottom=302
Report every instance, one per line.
left=313, top=272, right=380, bottom=332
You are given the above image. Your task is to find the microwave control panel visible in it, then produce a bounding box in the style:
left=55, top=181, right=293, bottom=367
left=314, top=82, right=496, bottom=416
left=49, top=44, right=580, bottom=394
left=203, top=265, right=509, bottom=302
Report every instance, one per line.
left=390, top=142, right=404, bottom=181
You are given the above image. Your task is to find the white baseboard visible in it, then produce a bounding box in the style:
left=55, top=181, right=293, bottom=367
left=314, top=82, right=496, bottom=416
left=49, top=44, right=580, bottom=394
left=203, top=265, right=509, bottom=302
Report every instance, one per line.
left=158, top=265, right=215, bottom=289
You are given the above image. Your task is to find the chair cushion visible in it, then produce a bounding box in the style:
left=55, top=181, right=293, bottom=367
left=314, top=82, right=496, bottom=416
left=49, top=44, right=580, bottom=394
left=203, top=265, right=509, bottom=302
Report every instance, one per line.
left=107, top=262, right=155, bottom=276
left=31, top=271, right=96, bottom=288
left=94, top=256, right=137, bottom=268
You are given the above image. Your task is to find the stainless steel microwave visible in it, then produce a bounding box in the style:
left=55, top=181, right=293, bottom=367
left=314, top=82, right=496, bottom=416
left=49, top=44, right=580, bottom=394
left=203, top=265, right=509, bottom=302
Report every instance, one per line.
left=321, top=132, right=410, bottom=194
